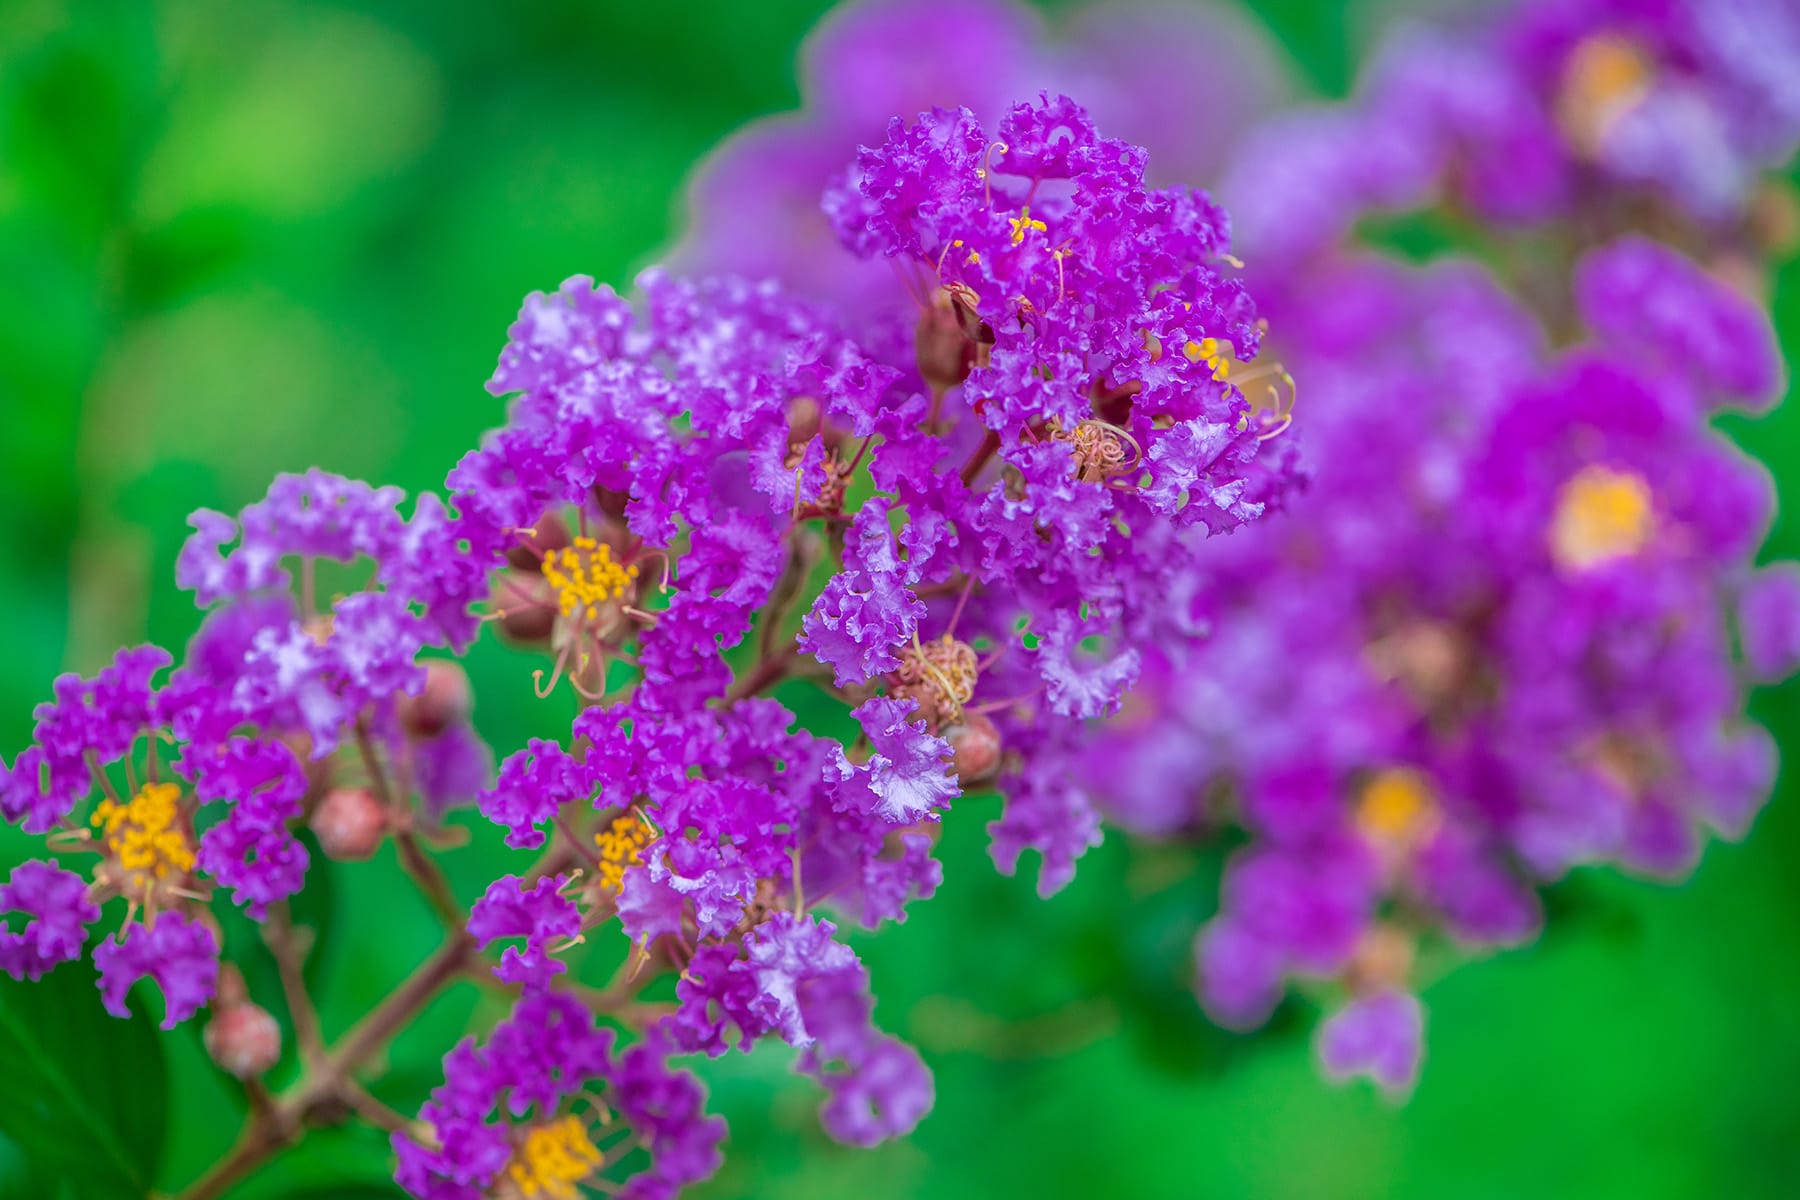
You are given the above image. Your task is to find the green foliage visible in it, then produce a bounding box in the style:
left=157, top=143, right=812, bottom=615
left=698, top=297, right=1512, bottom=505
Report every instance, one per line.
left=0, top=961, right=169, bottom=1199
left=1, top=2, right=1799, bottom=1198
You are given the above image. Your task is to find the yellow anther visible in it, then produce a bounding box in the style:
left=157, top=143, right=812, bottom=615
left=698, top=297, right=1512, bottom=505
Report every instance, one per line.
left=1551, top=465, right=1653, bottom=571
left=595, top=812, right=657, bottom=895
left=1008, top=206, right=1048, bottom=246
left=1356, top=769, right=1438, bottom=850
left=91, top=781, right=194, bottom=881
left=1183, top=338, right=1231, bottom=381
left=507, top=1115, right=602, bottom=1200
left=1558, top=35, right=1653, bottom=156
left=542, top=536, right=638, bottom=622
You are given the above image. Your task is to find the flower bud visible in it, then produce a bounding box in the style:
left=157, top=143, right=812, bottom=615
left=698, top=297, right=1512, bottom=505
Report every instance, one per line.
left=311, top=786, right=388, bottom=861
left=204, top=1002, right=282, bottom=1078
left=400, top=660, right=473, bottom=738
left=916, top=285, right=990, bottom=394
left=943, top=712, right=1002, bottom=785
left=786, top=395, right=823, bottom=446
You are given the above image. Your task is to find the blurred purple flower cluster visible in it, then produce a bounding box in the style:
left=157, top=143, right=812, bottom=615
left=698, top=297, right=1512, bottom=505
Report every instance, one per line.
left=672, top=0, right=1800, bottom=1098
left=3, top=0, right=1798, bottom=1193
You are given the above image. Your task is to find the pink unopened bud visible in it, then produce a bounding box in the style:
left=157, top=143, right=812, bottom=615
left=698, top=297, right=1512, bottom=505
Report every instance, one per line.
left=401, top=660, right=472, bottom=738
left=311, top=786, right=388, bottom=861
left=204, top=1002, right=282, bottom=1078
left=944, top=712, right=1002, bottom=785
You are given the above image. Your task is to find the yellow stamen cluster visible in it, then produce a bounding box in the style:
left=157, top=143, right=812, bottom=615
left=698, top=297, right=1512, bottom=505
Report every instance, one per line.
left=1557, top=35, right=1653, bottom=156
left=542, top=537, right=639, bottom=622
left=506, top=1115, right=602, bottom=1200
left=1550, top=465, right=1653, bottom=571
left=1355, top=769, right=1438, bottom=850
left=1008, top=206, right=1047, bottom=246
left=1183, top=337, right=1231, bottom=382
left=595, top=812, right=656, bottom=895
left=91, top=781, right=194, bottom=882
left=894, top=634, right=980, bottom=726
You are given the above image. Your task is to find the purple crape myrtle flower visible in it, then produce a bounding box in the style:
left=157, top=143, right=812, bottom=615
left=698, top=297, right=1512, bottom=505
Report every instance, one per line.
left=1224, top=0, right=1800, bottom=273
left=425, top=90, right=1281, bottom=1175
left=174, top=468, right=495, bottom=884
left=0, top=642, right=318, bottom=1023
left=1502, top=0, right=1800, bottom=223
left=1317, top=991, right=1425, bottom=1099
left=1086, top=239, right=1799, bottom=1091
left=93, top=911, right=220, bottom=1030
left=393, top=991, right=725, bottom=1200
left=468, top=874, right=584, bottom=990
left=0, top=859, right=101, bottom=981
left=671, top=0, right=1289, bottom=323
left=178, top=469, right=494, bottom=768
left=830, top=697, right=957, bottom=824
left=661, top=913, right=932, bottom=1146
left=796, top=92, right=1298, bottom=890
left=1572, top=234, right=1784, bottom=413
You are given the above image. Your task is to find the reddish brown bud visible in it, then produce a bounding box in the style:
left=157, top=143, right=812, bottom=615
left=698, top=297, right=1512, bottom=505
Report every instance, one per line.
left=786, top=395, right=823, bottom=447
left=944, top=711, right=1002, bottom=785
left=204, top=1002, right=282, bottom=1078
left=492, top=572, right=556, bottom=644
left=310, top=786, right=388, bottom=861
left=400, top=660, right=473, bottom=738
left=505, top=512, right=571, bottom=570
left=592, top=485, right=631, bottom=521
left=916, top=285, right=991, bottom=394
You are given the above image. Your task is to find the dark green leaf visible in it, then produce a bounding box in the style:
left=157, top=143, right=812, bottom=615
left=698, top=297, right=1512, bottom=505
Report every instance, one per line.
left=0, top=959, right=168, bottom=1198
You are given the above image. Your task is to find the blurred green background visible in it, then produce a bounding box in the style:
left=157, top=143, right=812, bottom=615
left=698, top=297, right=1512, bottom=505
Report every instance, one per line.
left=2, top=1, right=1798, bottom=1197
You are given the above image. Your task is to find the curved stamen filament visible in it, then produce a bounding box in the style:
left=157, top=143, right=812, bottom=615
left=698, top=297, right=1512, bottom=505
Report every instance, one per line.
left=1235, top=364, right=1297, bottom=442
left=979, top=140, right=1010, bottom=209
left=1056, top=418, right=1143, bottom=482
left=533, top=638, right=576, bottom=699
left=568, top=655, right=609, bottom=702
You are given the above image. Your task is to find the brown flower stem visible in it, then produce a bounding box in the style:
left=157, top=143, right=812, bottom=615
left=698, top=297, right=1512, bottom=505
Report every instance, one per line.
left=759, top=534, right=817, bottom=659
left=328, top=932, right=477, bottom=1075
left=173, top=709, right=622, bottom=1199
left=170, top=932, right=477, bottom=1200
left=725, top=639, right=796, bottom=705
left=395, top=827, right=467, bottom=931
left=958, top=428, right=1000, bottom=486
left=261, top=903, right=325, bottom=1068
left=355, top=720, right=466, bottom=932
left=338, top=1079, right=415, bottom=1134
